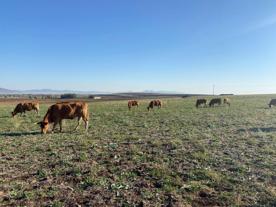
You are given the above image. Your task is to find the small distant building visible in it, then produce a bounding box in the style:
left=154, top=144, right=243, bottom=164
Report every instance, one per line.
left=93, top=96, right=102, bottom=100
left=89, top=95, right=102, bottom=99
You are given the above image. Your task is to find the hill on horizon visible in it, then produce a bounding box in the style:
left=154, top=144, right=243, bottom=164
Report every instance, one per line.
left=0, top=87, right=187, bottom=95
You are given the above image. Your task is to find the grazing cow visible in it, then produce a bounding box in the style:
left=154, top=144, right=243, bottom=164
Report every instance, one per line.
left=223, top=98, right=231, bottom=106
left=12, top=102, right=39, bottom=117
left=37, top=102, right=89, bottom=134
left=147, top=100, right=162, bottom=111
left=196, top=99, right=207, bottom=108
left=269, top=99, right=276, bottom=108
left=128, top=100, right=139, bottom=110
left=209, top=98, right=222, bottom=107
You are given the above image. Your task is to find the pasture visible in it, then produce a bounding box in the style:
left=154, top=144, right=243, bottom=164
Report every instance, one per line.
left=0, top=95, right=276, bottom=206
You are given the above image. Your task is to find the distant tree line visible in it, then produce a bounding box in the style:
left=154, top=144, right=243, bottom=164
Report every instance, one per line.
left=0, top=94, right=102, bottom=99
left=60, top=93, right=77, bottom=99
left=0, top=94, right=60, bottom=99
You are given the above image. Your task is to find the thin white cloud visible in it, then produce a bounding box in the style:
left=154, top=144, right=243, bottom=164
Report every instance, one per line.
left=219, top=14, right=276, bottom=43
left=245, top=14, right=276, bottom=33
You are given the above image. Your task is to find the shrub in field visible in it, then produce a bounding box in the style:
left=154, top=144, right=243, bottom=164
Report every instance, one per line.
left=60, top=93, right=77, bottom=99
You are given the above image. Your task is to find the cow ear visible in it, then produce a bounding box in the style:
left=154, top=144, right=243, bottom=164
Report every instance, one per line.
left=36, top=121, right=42, bottom=125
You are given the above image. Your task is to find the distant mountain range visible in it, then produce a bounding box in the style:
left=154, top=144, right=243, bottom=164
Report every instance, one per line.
left=0, top=88, right=107, bottom=95
left=0, top=87, right=184, bottom=95
left=0, top=88, right=18, bottom=94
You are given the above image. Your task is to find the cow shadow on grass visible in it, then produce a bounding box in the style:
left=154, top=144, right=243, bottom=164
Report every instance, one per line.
left=0, top=131, right=41, bottom=137
left=237, top=127, right=276, bottom=133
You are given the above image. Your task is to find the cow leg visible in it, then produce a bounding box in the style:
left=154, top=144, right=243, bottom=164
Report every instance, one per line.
left=52, top=122, right=58, bottom=133
left=74, top=117, right=82, bottom=131
left=84, top=120, right=89, bottom=131
left=81, top=115, right=89, bottom=131
left=59, top=120, right=62, bottom=132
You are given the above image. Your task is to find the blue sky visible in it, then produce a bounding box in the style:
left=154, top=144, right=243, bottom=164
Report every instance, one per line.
left=0, top=0, right=276, bottom=94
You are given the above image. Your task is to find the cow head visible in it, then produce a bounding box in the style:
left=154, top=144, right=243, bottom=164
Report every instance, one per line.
left=37, top=121, right=49, bottom=134
left=11, top=111, right=15, bottom=117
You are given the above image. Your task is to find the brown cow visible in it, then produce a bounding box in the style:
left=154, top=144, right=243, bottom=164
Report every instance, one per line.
left=147, top=100, right=162, bottom=111
left=196, top=99, right=207, bottom=108
left=209, top=98, right=222, bottom=107
left=223, top=98, right=231, bottom=106
left=128, top=100, right=139, bottom=110
left=12, top=102, right=39, bottom=117
left=37, top=102, right=89, bottom=134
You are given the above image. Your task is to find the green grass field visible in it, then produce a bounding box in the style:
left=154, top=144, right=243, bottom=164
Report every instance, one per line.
left=0, top=96, right=276, bottom=206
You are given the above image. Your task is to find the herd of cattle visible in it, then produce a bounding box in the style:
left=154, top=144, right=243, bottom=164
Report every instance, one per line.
left=10, top=98, right=276, bottom=134
left=11, top=101, right=89, bottom=134
left=127, top=99, right=162, bottom=110
left=11, top=100, right=163, bottom=134
left=196, top=97, right=231, bottom=108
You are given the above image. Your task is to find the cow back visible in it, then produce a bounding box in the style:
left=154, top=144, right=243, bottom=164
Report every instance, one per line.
left=196, top=99, right=206, bottom=104
left=209, top=98, right=222, bottom=106
left=44, top=102, right=88, bottom=123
